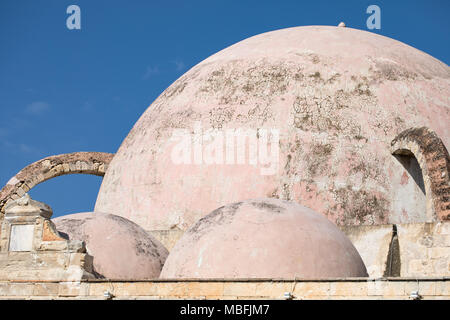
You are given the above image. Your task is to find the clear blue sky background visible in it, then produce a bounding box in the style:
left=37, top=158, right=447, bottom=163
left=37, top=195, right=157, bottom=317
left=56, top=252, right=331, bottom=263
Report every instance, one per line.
left=0, top=0, right=448, bottom=218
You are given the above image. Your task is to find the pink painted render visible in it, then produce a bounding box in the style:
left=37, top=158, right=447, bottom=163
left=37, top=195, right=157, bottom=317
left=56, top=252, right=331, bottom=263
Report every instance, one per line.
left=160, top=198, right=368, bottom=279
left=95, top=26, right=450, bottom=231
left=53, top=212, right=168, bottom=279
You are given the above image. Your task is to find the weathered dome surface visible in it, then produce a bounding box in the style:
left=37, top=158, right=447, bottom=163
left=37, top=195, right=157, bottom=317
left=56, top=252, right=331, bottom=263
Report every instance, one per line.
left=53, top=212, right=168, bottom=279
left=95, top=25, right=449, bottom=231
left=160, top=198, right=368, bottom=279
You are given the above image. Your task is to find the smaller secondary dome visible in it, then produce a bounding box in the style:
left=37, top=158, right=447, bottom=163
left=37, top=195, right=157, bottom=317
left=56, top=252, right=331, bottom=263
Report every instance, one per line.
left=53, top=212, right=168, bottom=279
left=160, top=198, right=368, bottom=279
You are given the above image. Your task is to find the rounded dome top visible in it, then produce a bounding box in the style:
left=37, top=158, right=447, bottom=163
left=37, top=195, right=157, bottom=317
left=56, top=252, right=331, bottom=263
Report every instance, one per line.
left=96, top=25, right=449, bottom=231
left=53, top=212, right=168, bottom=279
left=200, top=25, right=448, bottom=79
left=160, top=198, right=368, bottom=279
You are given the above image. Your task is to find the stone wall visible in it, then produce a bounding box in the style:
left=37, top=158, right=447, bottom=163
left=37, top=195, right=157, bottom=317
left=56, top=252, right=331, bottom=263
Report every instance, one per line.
left=149, top=229, right=184, bottom=251
left=398, top=222, right=450, bottom=277
left=340, top=224, right=393, bottom=278
left=0, top=278, right=447, bottom=300
left=150, top=222, right=450, bottom=279
left=0, top=195, right=95, bottom=281
left=343, top=222, right=449, bottom=278
left=0, top=251, right=94, bottom=282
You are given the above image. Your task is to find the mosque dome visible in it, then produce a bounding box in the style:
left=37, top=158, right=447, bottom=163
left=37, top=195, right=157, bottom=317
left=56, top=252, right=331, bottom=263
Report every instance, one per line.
left=95, top=25, right=449, bottom=231
left=160, top=198, right=368, bottom=279
left=53, top=212, right=168, bottom=279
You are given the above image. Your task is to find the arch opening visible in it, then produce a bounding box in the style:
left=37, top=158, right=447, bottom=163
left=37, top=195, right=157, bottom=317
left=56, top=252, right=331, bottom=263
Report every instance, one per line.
left=390, top=150, right=428, bottom=224
left=390, top=127, right=450, bottom=222
left=0, top=152, right=114, bottom=215
left=28, top=174, right=103, bottom=218
left=393, top=150, right=426, bottom=195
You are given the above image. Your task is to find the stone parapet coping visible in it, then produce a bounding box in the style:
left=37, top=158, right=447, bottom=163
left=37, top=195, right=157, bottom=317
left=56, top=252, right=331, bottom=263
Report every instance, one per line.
left=0, top=277, right=448, bottom=299
left=84, top=277, right=450, bottom=282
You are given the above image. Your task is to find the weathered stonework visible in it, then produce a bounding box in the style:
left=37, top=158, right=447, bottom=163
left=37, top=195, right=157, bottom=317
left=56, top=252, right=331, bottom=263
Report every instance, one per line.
left=397, top=222, right=450, bottom=277
left=95, top=26, right=450, bottom=232
left=343, top=221, right=450, bottom=278
left=0, top=278, right=447, bottom=300
left=341, top=224, right=394, bottom=278
left=0, top=194, right=95, bottom=281
left=391, top=127, right=450, bottom=221
left=149, top=229, right=184, bottom=251
left=148, top=221, right=450, bottom=280
left=0, top=152, right=114, bottom=215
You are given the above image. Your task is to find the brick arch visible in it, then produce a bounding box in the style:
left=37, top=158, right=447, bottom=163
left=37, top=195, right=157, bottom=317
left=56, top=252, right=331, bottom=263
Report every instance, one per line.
left=390, top=127, right=450, bottom=221
left=0, top=152, right=114, bottom=214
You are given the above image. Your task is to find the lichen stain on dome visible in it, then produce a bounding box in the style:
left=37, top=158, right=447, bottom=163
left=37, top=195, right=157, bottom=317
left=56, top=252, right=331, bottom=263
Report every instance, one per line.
left=95, top=25, right=450, bottom=231
left=53, top=212, right=169, bottom=279
left=160, top=198, right=368, bottom=279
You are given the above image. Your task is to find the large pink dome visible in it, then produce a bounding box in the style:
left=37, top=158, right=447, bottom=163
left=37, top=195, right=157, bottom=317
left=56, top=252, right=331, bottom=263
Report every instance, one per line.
left=53, top=212, right=168, bottom=279
left=160, top=198, right=368, bottom=279
left=95, top=25, right=449, bottom=231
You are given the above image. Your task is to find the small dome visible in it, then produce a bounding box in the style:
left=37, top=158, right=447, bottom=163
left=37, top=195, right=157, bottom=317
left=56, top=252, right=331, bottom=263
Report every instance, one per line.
left=160, top=198, right=368, bottom=279
left=53, top=212, right=168, bottom=279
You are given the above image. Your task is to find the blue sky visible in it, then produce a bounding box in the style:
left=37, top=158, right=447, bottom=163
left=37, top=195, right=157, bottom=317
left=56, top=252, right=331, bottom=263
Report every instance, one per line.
left=0, top=0, right=448, bottom=218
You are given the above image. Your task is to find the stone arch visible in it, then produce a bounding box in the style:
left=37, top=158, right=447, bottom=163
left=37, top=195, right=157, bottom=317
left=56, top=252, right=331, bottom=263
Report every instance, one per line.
left=0, top=152, right=114, bottom=215
left=390, top=127, right=449, bottom=221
